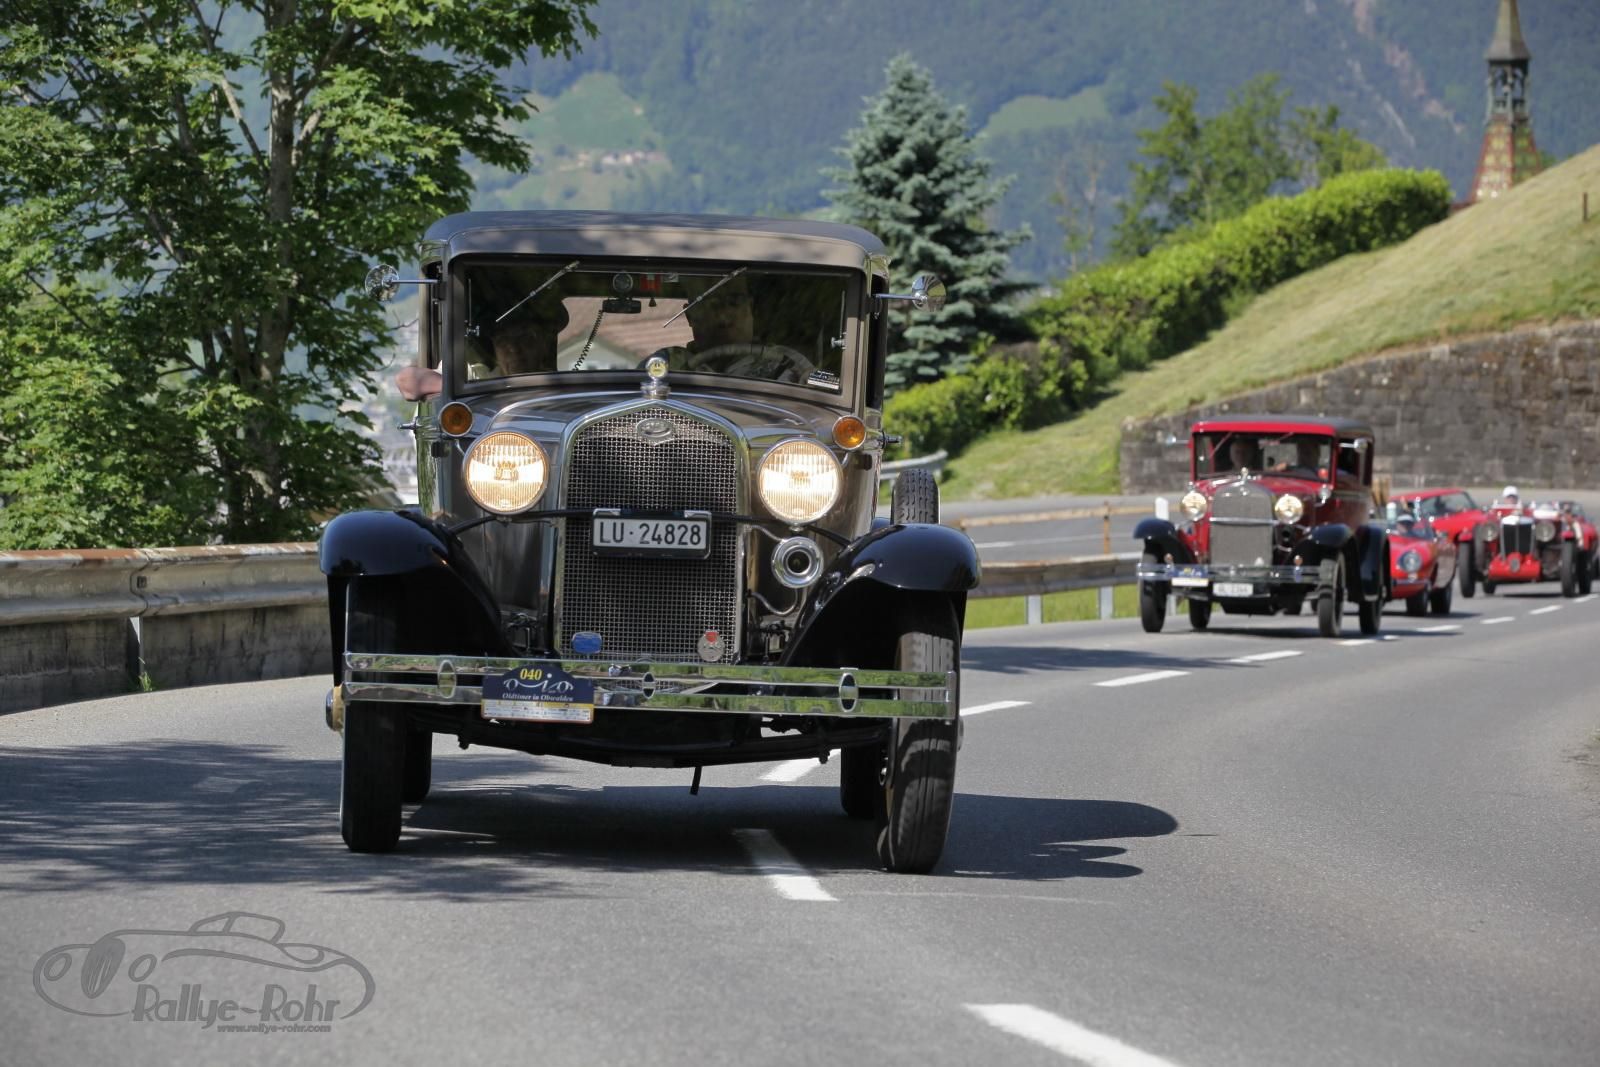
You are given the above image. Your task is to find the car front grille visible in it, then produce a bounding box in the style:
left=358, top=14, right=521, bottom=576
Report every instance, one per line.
left=558, top=405, right=741, bottom=662
left=1210, top=481, right=1275, bottom=567
left=1501, top=515, right=1533, bottom=556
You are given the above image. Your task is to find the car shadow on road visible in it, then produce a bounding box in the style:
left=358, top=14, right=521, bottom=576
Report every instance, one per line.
left=961, top=644, right=1246, bottom=674
left=0, top=741, right=1176, bottom=896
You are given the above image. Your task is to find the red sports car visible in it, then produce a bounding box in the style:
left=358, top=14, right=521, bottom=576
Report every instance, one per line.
left=1393, top=487, right=1487, bottom=598
left=1382, top=507, right=1458, bottom=615
left=1472, top=497, right=1596, bottom=597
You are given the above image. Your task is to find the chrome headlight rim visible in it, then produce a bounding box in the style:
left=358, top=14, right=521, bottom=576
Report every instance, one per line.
left=1180, top=490, right=1208, bottom=521
left=462, top=430, right=550, bottom=515
left=1483, top=523, right=1499, bottom=542
left=1398, top=549, right=1423, bottom=573
left=757, top=438, right=843, bottom=525
left=1533, top=519, right=1556, bottom=542
left=1273, top=494, right=1305, bottom=524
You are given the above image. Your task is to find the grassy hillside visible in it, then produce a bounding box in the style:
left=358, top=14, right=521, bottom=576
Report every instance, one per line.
left=941, top=144, right=1600, bottom=500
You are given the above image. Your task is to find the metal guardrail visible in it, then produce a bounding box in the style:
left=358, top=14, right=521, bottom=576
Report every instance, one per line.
left=878, top=449, right=947, bottom=486
left=0, top=544, right=322, bottom=627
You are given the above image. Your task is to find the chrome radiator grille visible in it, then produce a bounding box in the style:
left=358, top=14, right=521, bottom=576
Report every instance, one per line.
left=559, top=406, right=741, bottom=662
left=1209, top=482, right=1275, bottom=566
left=1501, top=516, right=1533, bottom=556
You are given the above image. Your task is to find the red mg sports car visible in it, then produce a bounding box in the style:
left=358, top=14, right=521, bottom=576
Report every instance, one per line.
left=1380, top=506, right=1458, bottom=615
left=1472, top=495, right=1597, bottom=598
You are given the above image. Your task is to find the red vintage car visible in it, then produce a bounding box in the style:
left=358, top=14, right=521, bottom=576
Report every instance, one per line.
left=1135, top=416, right=1390, bottom=637
left=1393, top=487, right=1488, bottom=597
left=1472, top=496, right=1597, bottom=597
left=1381, top=506, right=1458, bottom=615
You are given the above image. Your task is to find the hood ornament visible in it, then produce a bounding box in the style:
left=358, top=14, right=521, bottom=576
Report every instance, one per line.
left=641, top=354, right=670, bottom=399
left=636, top=417, right=675, bottom=445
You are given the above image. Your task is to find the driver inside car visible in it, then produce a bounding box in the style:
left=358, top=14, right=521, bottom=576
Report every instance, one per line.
left=678, top=275, right=816, bottom=384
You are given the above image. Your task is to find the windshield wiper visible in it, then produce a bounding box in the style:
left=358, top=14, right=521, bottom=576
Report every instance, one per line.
left=496, top=260, right=581, bottom=323
left=661, top=267, right=746, bottom=328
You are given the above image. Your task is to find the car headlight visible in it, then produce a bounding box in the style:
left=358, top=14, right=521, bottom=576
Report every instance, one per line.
left=1181, top=490, right=1208, bottom=521
left=758, top=439, right=841, bottom=523
left=1273, top=494, right=1304, bottom=524
left=1483, top=523, right=1499, bottom=542
left=463, top=431, right=548, bottom=514
left=1533, top=520, right=1556, bottom=542
left=1399, top=549, right=1422, bottom=573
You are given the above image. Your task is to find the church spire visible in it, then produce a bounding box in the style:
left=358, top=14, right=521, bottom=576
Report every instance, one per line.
left=1468, top=0, right=1540, bottom=203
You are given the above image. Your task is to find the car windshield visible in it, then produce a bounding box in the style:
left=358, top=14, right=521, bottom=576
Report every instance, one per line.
left=1193, top=432, right=1334, bottom=481
left=457, top=261, right=850, bottom=390
left=1409, top=490, right=1477, bottom=517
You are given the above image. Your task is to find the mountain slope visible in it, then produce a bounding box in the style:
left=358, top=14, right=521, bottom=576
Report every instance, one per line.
left=489, top=0, right=1600, bottom=280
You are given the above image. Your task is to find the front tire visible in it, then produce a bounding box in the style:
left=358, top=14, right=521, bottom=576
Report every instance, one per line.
left=1579, top=551, right=1594, bottom=596
left=341, top=704, right=405, bottom=852
left=1317, top=559, right=1345, bottom=638
left=876, top=606, right=959, bottom=874
left=1405, top=592, right=1427, bottom=617
left=1358, top=587, right=1383, bottom=636
left=1428, top=578, right=1454, bottom=615
left=1187, top=598, right=1212, bottom=631
left=1139, top=552, right=1168, bottom=634
left=1560, top=541, right=1578, bottom=598
left=1458, top=543, right=1477, bottom=598
left=402, top=729, right=432, bottom=804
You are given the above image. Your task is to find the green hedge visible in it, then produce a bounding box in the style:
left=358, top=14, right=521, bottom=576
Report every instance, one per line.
left=1029, top=167, right=1452, bottom=384
left=885, top=168, right=1451, bottom=459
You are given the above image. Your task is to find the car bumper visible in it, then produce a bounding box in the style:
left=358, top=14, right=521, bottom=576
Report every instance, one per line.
left=1136, top=561, right=1331, bottom=591
left=332, top=653, right=957, bottom=731
left=1484, top=554, right=1547, bottom=581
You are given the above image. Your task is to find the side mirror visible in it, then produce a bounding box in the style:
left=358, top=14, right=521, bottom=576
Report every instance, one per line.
left=875, top=272, right=947, bottom=312
left=364, top=263, right=437, bottom=303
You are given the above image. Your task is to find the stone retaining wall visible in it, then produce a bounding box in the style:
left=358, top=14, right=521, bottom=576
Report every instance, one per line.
left=1120, top=321, right=1600, bottom=493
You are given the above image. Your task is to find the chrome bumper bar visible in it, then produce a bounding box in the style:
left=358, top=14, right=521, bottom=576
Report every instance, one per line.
left=338, top=653, right=957, bottom=723
left=1137, top=561, right=1334, bottom=587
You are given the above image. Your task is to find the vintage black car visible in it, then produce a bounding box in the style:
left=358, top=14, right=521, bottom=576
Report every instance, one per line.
left=319, top=212, right=978, bottom=872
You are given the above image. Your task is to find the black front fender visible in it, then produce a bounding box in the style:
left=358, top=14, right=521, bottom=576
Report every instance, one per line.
left=782, top=523, right=979, bottom=668
left=1354, top=523, right=1389, bottom=601
left=1133, top=517, right=1194, bottom=566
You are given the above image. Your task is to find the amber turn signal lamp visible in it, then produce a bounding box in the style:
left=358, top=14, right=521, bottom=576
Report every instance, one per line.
left=440, top=402, right=473, bottom=437
left=832, top=416, right=867, bottom=450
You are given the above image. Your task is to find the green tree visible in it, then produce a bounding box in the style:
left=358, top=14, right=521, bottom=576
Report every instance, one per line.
left=0, top=0, right=595, bottom=547
left=1112, top=74, right=1384, bottom=258
left=824, top=54, right=1030, bottom=392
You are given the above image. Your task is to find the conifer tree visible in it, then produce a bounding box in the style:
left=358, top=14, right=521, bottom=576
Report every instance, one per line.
left=825, top=55, right=1029, bottom=392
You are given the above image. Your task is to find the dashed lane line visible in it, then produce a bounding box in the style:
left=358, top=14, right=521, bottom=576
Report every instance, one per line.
left=1095, top=670, right=1190, bottom=688
left=1338, top=635, right=1400, bottom=646
left=760, top=701, right=1032, bottom=782
left=1418, top=623, right=1461, bottom=633
left=731, top=829, right=836, bottom=902
left=1529, top=605, right=1562, bottom=616
left=1482, top=616, right=1516, bottom=625
left=1227, top=650, right=1302, bottom=664
left=1577, top=594, right=1596, bottom=604
left=967, top=1004, right=1186, bottom=1067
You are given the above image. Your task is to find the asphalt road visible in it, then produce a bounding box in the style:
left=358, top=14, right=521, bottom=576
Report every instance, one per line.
left=3, top=588, right=1598, bottom=1066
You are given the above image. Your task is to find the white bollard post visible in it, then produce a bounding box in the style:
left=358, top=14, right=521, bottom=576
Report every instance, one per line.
left=1098, top=585, right=1114, bottom=620
left=1025, top=594, right=1043, bottom=626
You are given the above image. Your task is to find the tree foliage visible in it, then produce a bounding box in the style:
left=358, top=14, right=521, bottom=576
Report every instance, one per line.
left=1112, top=74, right=1386, bottom=258
left=824, top=55, right=1030, bottom=392
left=0, top=0, right=595, bottom=548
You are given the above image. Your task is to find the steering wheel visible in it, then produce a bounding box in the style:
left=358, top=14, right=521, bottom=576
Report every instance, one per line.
left=678, top=342, right=819, bottom=384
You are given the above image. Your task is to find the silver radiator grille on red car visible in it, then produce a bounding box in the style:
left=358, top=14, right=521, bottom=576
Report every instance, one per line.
left=558, top=405, right=741, bottom=662
left=1209, top=481, right=1275, bottom=567
left=1501, top=515, right=1533, bottom=556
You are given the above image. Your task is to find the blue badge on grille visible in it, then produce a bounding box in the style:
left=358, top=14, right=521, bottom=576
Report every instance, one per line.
left=573, top=632, right=603, bottom=655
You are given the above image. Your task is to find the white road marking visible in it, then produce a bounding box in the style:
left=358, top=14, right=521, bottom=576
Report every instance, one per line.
left=761, top=760, right=820, bottom=783
left=1481, top=616, right=1515, bottom=625
left=967, top=1004, right=1186, bottom=1067
left=1095, top=670, right=1190, bottom=688
left=762, top=701, right=1031, bottom=782
left=732, top=829, right=836, bottom=902
left=1418, top=623, right=1461, bottom=632
left=1529, top=605, right=1562, bottom=616
left=1338, top=638, right=1375, bottom=646
left=963, top=700, right=1031, bottom=717
left=1227, top=650, right=1302, bottom=664
left=1577, top=594, right=1597, bottom=604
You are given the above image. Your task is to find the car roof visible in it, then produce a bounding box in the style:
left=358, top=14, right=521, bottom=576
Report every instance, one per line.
left=1190, top=414, right=1373, bottom=437
left=422, top=211, right=887, bottom=271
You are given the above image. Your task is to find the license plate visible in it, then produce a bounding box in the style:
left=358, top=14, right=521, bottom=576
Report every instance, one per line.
left=1214, top=582, right=1254, bottom=598
left=482, top=666, right=595, bottom=723
left=1171, top=565, right=1209, bottom=588
left=591, top=510, right=710, bottom=558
